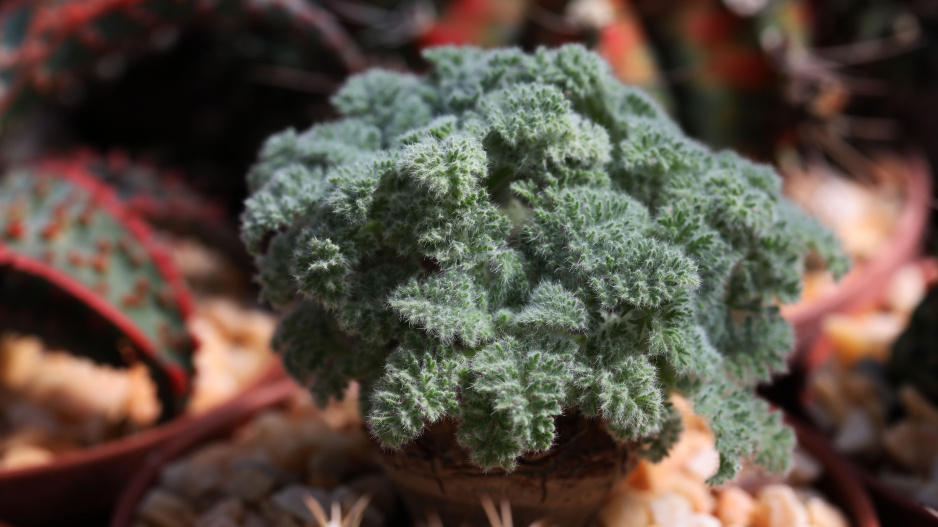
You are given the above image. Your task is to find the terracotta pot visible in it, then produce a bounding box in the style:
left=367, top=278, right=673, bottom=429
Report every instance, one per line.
left=371, top=414, right=636, bottom=527
left=783, top=152, right=933, bottom=363
left=802, top=337, right=938, bottom=525
left=786, top=417, right=881, bottom=527
left=0, top=363, right=289, bottom=527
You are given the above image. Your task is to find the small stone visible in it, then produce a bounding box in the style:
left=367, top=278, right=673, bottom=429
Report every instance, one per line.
left=833, top=409, right=877, bottom=454
left=0, top=426, right=55, bottom=451
left=4, top=400, right=62, bottom=435
left=840, top=371, right=889, bottom=426
left=201, top=299, right=248, bottom=340
left=627, top=429, right=715, bottom=495
left=930, top=458, right=938, bottom=482
left=0, top=336, right=42, bottom=390
left=597, top=492, right=650, bottom=527
left=195, top=498, right=244, bottom=527
left=803, top=401, right=837, bottom=434
left=0, top=444, right=53, bottom=470
left=916, top=483, right=938, bottom=510
left=347, top=474, right=397, bottom=517
left=684, top=443, right=721, bottom=482
left=193, top=516, right=238, bottom=527
left=318, top=384, right=364, bottom=431
left=159, top=459, right=191, bottom=495
left=271, top=485, right=329, bottom=522
left=715, top=486, right=754, bottom=527
left=788, top=448, right=823, bottom=485
left=242, top=512, right=268, bottom=527
left=188, top=319, right=236, bottom=414
left=307, top=432, right=375, bottom=488
left=752, top=485, right=808, bottom=527
left=126, top=362, right=160, bottom=426
left=668, top=473, right=715, bottom=513
left=238, top=312, right=277, bottom=357
left=882, top=420, right=938, bottom=471
left=823, top=314, right=896, bottom=366
left=256, top=498, right=303, bottom=526
left=231, top=457, right=298, bottom=487
left=159, top=447, right=229, bottom=498
left=899, top=385, right=938, bottom=427
left=878, top=471, right=924, bottom=495
left=27, top=351, right=132, bottom=423
left=186, top=441, right=239, bottom=468
left=360, top=505, right=385, bottom=527
left=648, top=492, right=693, bottom=527
left=687, top=513, right=721, bottom=527
left=76, top=414, right=113, bottom=446
left=223, top=465, right=277, bottom=502
left=805, top=496, right=849, bottom=527
left=666, top=430, right=714, bottom=473
left=671, top=395, right=710, bottom=433
left=137, top=489, right=195, bottom=527
left=852, top=360, right=898, bottom=419
left=621, top=459, right=656, bottom=492
left=809, top=370, right=850, bottom=426
left=264, top=420, right=331, bottom=473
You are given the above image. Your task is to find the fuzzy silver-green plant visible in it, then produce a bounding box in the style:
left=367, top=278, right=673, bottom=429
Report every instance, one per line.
left=241, top=44, right=848, bottom=482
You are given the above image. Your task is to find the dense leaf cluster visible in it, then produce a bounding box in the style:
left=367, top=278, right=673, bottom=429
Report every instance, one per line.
left=242, top=45, right=847, bottom=481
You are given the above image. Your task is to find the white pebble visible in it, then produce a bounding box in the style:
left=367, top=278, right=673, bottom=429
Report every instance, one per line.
left=753, top=485, right=808, bottom=527
left=805, top=496, right=849, bottom=527
left=685, top=445, right=721, bottom=481
left=687, top=513, right=721, bottom=527
left=649, top=492, right=693, bottom=527
left=833, top=409, right=877, bottom=454
left=716, top=486, right=754, bottom=527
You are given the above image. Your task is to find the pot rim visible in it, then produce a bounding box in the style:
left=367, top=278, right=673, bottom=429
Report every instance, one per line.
left=783, top=151, right=932, bottom=351
left=799, top=256, right=938, bottom=374
left=0, top=362, right=287, bottom=482
left=108, top=375, right=298, bottom=527
left=786, top=416, right=881, bottom=527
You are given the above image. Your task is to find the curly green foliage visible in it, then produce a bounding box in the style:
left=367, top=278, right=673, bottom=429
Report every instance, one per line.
left=242, top=45, right=847, bottom=479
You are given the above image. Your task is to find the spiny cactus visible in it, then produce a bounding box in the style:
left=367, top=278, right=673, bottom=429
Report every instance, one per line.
left=59, top=149, right=226, bottom=227
left=0, top=156, right=195, bottom=418
left=243, top=44, right=848, bottom=482
left=58, top=150, right=253, bottom=267
left=0, top=0, right=365, bottom=129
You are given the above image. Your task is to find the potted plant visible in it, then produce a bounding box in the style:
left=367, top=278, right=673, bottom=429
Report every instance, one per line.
left=0, top=154, right=284, bottom=525
left=240, top=44, right=848, bottom=526
left=109, top=382, right=878, bottom=527
left=0, top=154, right=195, bottom=524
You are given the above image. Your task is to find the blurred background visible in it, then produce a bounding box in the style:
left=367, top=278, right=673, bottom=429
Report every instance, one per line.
left=2, top=0, right=937, bottom=229
left=1, top=1, right=938, bottom=525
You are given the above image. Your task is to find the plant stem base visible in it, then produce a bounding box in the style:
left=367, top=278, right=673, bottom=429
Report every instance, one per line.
left=371, top=414, right=636, bottom=527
